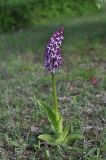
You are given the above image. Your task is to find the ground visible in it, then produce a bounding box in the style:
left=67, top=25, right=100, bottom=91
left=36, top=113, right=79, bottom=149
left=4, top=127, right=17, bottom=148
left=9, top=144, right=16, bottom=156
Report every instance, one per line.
left=0, top=13, right=106, bottom=160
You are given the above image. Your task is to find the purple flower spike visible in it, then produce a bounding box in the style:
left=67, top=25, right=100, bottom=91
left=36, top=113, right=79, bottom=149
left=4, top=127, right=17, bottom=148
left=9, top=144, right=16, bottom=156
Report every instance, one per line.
left=44, top=27, right=64, bottom=73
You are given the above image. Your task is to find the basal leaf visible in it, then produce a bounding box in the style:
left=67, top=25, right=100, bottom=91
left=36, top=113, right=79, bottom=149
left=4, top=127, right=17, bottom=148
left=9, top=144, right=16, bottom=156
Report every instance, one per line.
left=56, top=127, right=69, bottom=144
left=57, top=113, right=63, bottom=133
left=67, top=133, right=83, bottom=143
left=38, top=134, right=55, bottom=144
left=37, top=100, right=59, bottom=132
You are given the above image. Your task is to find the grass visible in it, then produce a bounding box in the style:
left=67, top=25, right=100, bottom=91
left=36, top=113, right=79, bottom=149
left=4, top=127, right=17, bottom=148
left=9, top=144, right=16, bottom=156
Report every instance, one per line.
left=0, top=12, right=106, bottom=159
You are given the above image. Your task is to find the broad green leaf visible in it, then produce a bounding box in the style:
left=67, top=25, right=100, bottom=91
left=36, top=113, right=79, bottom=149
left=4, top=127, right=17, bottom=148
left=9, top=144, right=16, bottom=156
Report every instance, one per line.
left=67, top=133, right=83, bottom=143
left=38, top=134, right=55, bottom=144
left=37, top=100, right=59, bottom=132
left=56, top=127, right=69, bottom=144
left=57, top=113, right=63, bottom=133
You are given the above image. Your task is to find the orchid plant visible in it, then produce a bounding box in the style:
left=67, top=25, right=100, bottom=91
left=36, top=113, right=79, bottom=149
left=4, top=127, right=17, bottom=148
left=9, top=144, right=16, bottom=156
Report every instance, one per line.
left=38, top=27, right=82, bottom=145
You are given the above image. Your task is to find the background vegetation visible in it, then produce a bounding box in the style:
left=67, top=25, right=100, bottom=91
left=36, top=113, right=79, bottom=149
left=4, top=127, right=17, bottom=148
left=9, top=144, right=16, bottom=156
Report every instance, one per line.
left=0, top=0, right=98, bottom=32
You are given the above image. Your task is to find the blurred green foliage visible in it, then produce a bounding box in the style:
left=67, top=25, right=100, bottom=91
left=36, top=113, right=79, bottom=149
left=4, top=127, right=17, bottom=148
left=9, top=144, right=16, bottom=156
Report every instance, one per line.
left=0, top=0, right=98, bottom=32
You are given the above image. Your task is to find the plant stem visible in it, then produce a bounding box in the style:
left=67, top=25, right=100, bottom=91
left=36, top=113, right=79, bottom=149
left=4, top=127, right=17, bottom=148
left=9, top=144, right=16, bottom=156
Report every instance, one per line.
left=51, top=72, right=58, bottom=114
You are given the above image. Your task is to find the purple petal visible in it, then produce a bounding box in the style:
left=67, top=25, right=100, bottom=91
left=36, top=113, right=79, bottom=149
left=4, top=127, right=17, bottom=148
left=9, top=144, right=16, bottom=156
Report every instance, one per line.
left=44, top=27, right=64, bottom=72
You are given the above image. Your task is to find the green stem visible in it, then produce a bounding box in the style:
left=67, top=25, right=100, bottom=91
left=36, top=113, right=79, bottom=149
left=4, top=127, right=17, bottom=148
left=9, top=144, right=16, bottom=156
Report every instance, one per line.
left=51, top=72, right=58, bottom=114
